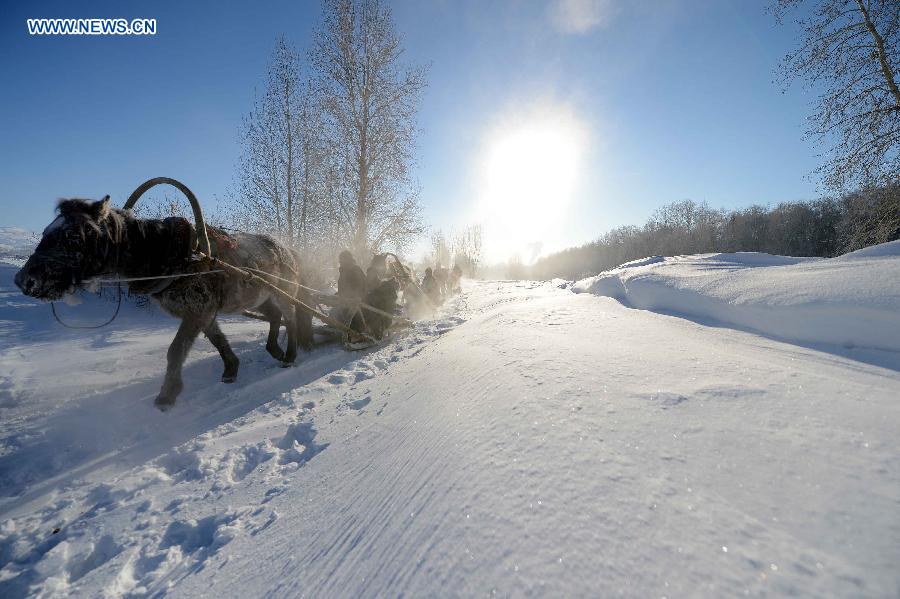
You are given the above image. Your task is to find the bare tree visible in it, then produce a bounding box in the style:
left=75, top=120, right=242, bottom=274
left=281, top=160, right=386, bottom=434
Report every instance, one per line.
left=430, top=230, right=451, bottom=266
left=506, top=253, right=526, bottom=280
left=131, top=193, right=189, bottom=220
left=839, top=181, right=900, bottom=250
left=231, top=36, right=325, bottom=250
left=451, top=225, right=483, bottom=277
left=776, top=0, right=900, bottom=190
left=312, top=0, right=427, bottom=259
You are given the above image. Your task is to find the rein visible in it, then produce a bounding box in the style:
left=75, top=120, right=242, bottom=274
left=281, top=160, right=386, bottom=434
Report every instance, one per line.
left=49, top=215, right=125, bottom=329
left=91, top=270, right=225, bottom=285
left=51, top=283, right=123, bottom=329
left=49, top=270, right=227, bottom=328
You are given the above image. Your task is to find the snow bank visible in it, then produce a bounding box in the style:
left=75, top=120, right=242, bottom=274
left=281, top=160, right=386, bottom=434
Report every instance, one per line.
left=574, top=240, right=900, bottom=352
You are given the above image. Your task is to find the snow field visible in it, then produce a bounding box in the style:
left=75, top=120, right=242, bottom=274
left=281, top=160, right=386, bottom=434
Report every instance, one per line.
left=0, top=254, right=898, bottom=597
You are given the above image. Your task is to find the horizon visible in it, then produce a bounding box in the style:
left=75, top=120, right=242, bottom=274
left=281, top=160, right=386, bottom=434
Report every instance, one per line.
left=1, top=0, right=823, bottom=264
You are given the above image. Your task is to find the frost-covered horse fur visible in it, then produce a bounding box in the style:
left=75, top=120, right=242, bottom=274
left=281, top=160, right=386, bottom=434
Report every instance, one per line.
left=15, top=197, right=313, bottom=410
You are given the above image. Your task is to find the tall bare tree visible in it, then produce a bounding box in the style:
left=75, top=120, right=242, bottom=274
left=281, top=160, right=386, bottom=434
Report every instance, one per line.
left=452, top=225, right=483, bottom=277
left=430, top=230, right=451, bottom=267
left=776, top=0, right=900, bottom=190
left=232, top=36, right=325, bottom=250
left=312, top=0, right=427, bottom=259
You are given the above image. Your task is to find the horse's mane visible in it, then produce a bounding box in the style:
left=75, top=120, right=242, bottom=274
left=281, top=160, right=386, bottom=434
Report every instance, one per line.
left=56, top=198, right=128, bottom=246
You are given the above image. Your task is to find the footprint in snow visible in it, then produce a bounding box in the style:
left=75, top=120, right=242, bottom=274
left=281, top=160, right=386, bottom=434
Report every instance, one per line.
left=348, top=397, right=371, bottom=411
left=158, top=511, right=243, bottom=558
left=262, top=486, right=286, bottom=503
left=353, top=369, right=373, bottom=383
left=644, top=392, right=689, bottom=408
left=276, top=421, right=328, bottom=466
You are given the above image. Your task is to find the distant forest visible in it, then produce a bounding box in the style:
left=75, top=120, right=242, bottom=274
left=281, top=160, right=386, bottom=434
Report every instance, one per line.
left=529, top=183, right=900, bottom=281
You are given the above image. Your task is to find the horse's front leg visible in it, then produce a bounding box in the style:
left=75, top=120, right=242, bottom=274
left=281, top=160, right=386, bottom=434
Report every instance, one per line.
left=204, top=318, right=239, bottom=383
left=155, top=316, right=206, bottom=410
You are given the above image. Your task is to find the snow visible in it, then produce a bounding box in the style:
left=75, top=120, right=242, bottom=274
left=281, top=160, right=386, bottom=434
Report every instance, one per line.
left=1, top=253, right=899, bottom=597
left=0, top=228, right=38, bottom=268
left=574, top=240, right=900, bottom=355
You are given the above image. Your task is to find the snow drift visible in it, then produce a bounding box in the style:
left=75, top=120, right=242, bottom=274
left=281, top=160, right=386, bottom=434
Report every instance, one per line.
left=574, top=240, right=900, bottom=353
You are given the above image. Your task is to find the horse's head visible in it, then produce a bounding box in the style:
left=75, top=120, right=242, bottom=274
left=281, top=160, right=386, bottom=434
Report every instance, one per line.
left=15, top=196, right=121, bottom=300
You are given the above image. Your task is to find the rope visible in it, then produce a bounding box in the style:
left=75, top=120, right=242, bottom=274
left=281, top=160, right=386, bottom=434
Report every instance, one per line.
left=240, top=266, right=413, bottom=326
left=88, top=270, right=225, bottom=286
left=50, top=270, right=225, bottom=329
left=200, top=252, right=380, bottom=346
left=51, top=284, right=123, bottom=329
left=240, top=267, right=326, bottom=295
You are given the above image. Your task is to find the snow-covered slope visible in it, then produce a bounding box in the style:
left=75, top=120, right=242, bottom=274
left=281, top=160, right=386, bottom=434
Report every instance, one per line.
left=1, top=273, right=898, bottom=597
left=0, top=228, right=37, bottom=267
left=574, top=240, right=900, bottom=353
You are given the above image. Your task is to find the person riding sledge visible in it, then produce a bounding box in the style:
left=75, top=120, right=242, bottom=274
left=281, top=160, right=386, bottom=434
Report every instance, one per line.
left=338, top=250, right=366, bottom=299
left=335, top=250, right=368, bottom=338
left=421, top=267, right=442, bottom=306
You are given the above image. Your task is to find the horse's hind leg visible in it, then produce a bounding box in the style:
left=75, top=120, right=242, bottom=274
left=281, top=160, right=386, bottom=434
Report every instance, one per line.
left=274, top=301, right=299, bottom=366
left=295, top=289, right=314, bottom=352
left=257, top=299, right=285, bottom=361
left=204, top=318, right=239, bottom=383
left=155, top=316, right=205, bottom=410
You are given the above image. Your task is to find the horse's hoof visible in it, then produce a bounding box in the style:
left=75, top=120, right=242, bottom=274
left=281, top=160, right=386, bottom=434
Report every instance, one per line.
left=279, top=361, right=295, bottom=368
left=154, top=395, right=176, bottom=411
left=222, top=374, right=237, bottom=383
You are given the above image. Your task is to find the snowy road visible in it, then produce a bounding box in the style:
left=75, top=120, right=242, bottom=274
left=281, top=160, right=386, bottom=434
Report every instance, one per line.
left=1, top=277, right=898, bottom=597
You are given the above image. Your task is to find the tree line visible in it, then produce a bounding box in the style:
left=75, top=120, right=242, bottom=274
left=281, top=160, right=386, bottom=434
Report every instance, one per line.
left=528, top=0, right=900, bottom=282
left=528, top=183, right=900, bottom=281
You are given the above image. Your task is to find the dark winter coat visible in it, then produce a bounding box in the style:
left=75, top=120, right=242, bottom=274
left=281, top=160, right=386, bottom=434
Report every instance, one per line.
left=338, top=261, right=367, bottom=300
left=421, top=271, right=442, bottom=305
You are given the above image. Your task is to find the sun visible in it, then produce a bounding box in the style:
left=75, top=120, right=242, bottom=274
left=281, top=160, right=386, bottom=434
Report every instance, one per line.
left=478, top=112, right=585, bottom=263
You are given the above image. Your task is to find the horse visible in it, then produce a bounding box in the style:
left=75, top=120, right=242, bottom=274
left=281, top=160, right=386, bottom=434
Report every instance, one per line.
left=14, top=196, right=313, bottom=410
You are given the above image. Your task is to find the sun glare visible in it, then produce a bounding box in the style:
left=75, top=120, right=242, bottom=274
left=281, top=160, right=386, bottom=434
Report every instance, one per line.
left=478, top=112, right=586, bottom=263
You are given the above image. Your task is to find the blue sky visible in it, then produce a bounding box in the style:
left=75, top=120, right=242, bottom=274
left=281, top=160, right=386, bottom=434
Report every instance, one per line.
left=0, top=0, right=821, bottom=261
